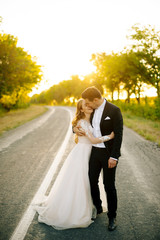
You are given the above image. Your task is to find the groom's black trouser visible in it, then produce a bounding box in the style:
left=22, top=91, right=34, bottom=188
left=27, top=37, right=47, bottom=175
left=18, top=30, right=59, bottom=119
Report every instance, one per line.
left=89, top=146, right=117, bottom=219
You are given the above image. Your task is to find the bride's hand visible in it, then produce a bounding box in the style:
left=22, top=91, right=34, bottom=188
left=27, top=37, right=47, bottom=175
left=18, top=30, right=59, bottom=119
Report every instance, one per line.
left=73, top=125, right=85, bottom=136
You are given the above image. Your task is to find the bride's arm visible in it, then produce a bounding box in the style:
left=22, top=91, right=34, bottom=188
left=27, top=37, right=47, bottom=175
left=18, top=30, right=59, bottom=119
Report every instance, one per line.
left=79, top=120, right=114, bottom=144
left=85, top=131, right=114, bottom=144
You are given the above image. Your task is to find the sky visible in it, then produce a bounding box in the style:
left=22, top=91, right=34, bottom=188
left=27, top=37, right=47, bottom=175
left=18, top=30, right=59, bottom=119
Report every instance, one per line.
left=0, top=0, right=160, bottom=95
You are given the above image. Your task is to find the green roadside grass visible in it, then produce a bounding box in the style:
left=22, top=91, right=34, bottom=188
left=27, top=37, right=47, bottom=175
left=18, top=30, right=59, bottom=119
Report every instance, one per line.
left=122, top=111, right=160, bottom=146
left=0, top=104, right=48, bottom=135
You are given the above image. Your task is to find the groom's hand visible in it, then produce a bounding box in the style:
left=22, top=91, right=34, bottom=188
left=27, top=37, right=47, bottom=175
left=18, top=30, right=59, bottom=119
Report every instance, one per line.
left=73, top=126, right=85, bottom=136
left=108, top=158, right=117, bottom=168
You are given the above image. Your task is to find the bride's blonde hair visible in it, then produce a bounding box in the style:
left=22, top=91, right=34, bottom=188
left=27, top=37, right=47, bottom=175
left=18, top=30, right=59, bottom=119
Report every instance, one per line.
left=72, top=99, right=85, bottom=143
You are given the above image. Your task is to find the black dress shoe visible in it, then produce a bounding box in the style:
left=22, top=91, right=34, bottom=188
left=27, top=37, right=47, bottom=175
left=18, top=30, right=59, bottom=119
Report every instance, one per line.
left=108, top=218, right=117, bottom=231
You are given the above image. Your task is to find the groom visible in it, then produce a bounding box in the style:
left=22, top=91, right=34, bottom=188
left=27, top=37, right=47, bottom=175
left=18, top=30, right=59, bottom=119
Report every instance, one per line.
left=74, top=86, right=123, bottom=231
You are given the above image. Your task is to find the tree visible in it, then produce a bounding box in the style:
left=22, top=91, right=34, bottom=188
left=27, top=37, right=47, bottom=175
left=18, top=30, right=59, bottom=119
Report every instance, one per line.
left=118, top=50, right=148, bottom=103
left=0, top=33, right=43, bottom=109
left=91, top=53, right=113, bottom=99
left=128, top=24, right=160, bottom=98
left=91, top=53, right=124, bottom=101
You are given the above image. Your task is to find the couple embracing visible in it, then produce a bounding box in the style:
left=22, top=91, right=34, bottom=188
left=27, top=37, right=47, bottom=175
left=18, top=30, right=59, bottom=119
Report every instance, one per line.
left=35, top=86, right=123, bottom=231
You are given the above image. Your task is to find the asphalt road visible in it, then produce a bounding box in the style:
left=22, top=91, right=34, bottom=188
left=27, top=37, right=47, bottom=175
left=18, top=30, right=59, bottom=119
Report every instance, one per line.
left=0, top=106, right=160, bottom=240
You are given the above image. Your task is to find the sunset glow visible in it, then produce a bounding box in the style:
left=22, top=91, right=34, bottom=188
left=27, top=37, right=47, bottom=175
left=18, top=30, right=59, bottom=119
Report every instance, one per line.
left=1, top=0, right=160, bottom=96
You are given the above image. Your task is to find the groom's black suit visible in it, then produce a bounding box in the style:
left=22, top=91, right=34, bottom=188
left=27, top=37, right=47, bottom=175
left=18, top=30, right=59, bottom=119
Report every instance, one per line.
left=89, top=99, right=123, bottom=219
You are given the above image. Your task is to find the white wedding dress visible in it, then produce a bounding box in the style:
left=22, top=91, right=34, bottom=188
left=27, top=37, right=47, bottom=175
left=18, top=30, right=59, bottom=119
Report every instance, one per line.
left=34, top=120, right=96, bottom=230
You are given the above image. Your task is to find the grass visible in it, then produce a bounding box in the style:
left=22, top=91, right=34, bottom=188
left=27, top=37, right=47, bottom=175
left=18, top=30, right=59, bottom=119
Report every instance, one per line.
left=122, top=110, right=160, bottom=146
left=0, top=105, right=48, bottom=135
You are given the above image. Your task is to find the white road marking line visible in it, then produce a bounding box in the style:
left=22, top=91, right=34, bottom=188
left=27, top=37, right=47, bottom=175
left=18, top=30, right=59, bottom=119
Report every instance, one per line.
left=10, top=108, right=73, bottom=240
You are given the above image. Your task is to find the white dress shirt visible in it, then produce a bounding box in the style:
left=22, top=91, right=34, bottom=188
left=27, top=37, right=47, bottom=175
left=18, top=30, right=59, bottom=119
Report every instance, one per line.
left=92, top=98, right=106, bottom=148
left=92, top=98, right=118, bottom=161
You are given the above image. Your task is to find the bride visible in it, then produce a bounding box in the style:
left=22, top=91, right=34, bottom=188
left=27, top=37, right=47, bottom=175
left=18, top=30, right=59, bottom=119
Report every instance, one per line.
left=34, top=99, right=114, bottom=230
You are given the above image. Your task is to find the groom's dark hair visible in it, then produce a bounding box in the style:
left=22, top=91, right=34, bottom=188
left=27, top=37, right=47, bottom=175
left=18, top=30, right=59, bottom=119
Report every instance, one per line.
left=82, top=86, right=102, bottom=101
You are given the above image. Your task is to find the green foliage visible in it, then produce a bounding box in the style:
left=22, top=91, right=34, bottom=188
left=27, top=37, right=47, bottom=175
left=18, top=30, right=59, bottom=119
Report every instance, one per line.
left=114, top=99, right=159, bottom=121
left=90, top=53, right=120, bottom=100
left=0, top=103, right=7, bottom=116
left=0, top=92, right=18, bottom=110
left=0, top=88, right=30, bottom=110
left=154, top=98, right=160, bottom=119
left=31, top=75, right=95, bottom=105
left=0, top=33, right=43, bottom=110
left=90, top=51, right=149, bottom=102
left=90, top=24, right=160, bottom=102
left=129, top=24, right=160, bottom=97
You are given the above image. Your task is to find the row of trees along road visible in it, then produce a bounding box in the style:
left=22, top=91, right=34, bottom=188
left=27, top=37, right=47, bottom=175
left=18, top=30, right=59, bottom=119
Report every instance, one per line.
left=31, top=24, right=160, bottom=107
left=91, top=24, right=160, bottom=103
left=0, top=17, right=43, bottom=110
left=0, top=19, right=159, bottom=111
